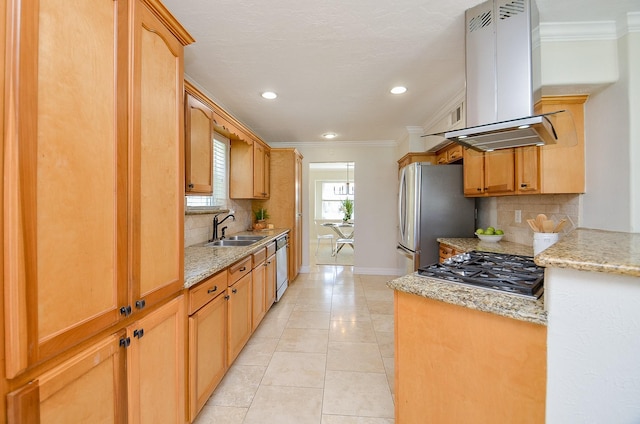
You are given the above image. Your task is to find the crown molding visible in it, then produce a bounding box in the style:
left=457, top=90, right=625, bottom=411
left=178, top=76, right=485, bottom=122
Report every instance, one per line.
left=541, top=12, right=640, bottom=43
left=268, top=140, right=398, bottom=149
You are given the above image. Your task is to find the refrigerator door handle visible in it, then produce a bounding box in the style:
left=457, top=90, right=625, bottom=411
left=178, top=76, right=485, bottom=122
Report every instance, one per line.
left=397, top=244, right=415, bottom=259
left=398, top=167, right=406, bottom=243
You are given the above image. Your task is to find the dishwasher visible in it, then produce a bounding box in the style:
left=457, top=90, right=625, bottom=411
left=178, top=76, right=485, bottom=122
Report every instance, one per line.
left=275, top=234, right=289, bottom=302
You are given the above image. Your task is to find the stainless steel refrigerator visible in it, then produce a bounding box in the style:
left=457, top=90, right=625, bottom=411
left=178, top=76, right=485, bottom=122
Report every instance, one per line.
left=397, top=162, right=476, bottom=273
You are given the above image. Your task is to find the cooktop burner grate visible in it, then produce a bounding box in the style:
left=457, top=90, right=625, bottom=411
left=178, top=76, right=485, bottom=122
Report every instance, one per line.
left=417, top=251, right=544, bottom=299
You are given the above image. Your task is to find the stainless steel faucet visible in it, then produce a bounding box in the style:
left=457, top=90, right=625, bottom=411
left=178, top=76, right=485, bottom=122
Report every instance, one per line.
left=210, top=212, right=235, bottom=242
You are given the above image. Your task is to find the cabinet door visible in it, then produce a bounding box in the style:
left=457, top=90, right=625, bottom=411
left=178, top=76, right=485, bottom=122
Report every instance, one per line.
left=3, top=0, right=127, bottom=375
left=253, top=141, right=267, bottom=198
left=227, top=274, right=252, bottom=364
left=130, top=0, right=185, bottom=311
left=463, top=149, right=485, bottom=196
left=293, top=153, right=303, bottom=279
left=484, top=149, right=515, bottom=195
left=7, top=334, right=126, bottom=423
left=264, top=149, right=271, bottom=198
left=189, top=292, right=227, bottom=420
left=127, top=295, right=186, bottom=424
left=264, top=254, right=276, bottom=311
left=252, top=261, right=266, bottom=331
left=229, top=138, right=255, bottom=199
left=516, top=146, right=540, bottom=194
left=185, top=93, right=213, bottom=194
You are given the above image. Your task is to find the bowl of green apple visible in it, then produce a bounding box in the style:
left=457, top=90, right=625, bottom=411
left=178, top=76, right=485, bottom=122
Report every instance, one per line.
left=475, top=227, right=504, bottom=242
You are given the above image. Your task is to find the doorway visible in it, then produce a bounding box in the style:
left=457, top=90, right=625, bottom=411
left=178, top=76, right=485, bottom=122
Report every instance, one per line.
left=308, top=162, right=355, bottom=267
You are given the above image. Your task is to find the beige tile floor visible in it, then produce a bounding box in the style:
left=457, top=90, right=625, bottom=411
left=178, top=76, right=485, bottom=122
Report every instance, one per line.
left=193, top=264, right=398, bottom=424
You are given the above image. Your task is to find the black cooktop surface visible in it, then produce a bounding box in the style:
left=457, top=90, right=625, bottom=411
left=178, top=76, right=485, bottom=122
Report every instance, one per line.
left=417, top=251, right=544, bottom=299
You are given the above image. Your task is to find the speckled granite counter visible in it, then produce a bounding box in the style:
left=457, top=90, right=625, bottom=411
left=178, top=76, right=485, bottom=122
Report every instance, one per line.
left=437, top=237, right=534, bottom=257
left=534, top=228, right=640, bottom=277
left=388, top=237, right=546, bottom=325
left=184, top=228, right=289, bottom=288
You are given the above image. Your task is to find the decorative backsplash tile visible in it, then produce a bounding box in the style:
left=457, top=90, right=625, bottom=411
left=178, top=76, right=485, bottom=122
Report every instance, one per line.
left=495, top=194, right=581, bottom=246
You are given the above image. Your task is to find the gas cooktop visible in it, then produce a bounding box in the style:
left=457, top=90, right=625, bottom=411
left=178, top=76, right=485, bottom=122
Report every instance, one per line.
left=417, top=251, right=544, bottom=299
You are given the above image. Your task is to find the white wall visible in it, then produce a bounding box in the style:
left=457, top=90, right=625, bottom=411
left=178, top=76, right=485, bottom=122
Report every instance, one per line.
left=545, top=267, right=640, bottom=423
left=271, top=141, right=400, bottom=275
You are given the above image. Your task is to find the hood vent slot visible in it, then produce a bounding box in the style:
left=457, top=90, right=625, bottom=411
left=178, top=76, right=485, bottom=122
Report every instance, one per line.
left=499, top=0, right=525, bottom=20
left=469, top=10, right=492, bottom=32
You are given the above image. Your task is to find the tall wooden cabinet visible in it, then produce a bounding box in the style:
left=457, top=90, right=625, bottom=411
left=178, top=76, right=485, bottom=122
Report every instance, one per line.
left=255, top=148, right=303, bottom=282
left=3, top=0, right=193, bottom=420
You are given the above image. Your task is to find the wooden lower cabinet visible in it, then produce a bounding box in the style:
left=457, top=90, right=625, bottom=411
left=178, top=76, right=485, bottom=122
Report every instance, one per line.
left=127, top=295, right=186, bottom=424
left=188, top=291, right=227, bottom=421
left=395, top=291, right=546, bottom=423
left=227, top=273, right=252, bottom=364
left=7, top=334, right=126, bottom=423
left=252, top=251, right=267, bottom=331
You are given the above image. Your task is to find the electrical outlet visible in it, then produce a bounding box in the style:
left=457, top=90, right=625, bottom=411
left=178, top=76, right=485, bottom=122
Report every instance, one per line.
left=515, top=210, right=522, bottom=223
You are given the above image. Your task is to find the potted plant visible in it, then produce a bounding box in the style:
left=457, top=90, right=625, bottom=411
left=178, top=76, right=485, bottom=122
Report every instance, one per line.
left=253, top=208, right=270, bottom=230
left=340, top=198, right=353, bottom=222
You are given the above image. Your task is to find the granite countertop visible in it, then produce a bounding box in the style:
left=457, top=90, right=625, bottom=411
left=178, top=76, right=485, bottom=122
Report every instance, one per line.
left=437, top=237, right=534, bottom=257
left=388, top=237, right=547, bottom=325
left=534, top=228, right=640, bottom=277
left=184, top=228, right=289, bottom=288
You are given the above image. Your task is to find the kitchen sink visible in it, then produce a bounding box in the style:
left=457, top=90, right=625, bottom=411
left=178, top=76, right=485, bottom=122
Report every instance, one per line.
left=226, top=235, right=266, bottom=241
left=205, top=240, right=257, bottom=247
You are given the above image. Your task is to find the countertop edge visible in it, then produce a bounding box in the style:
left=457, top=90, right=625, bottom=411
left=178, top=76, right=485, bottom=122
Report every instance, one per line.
left=387, top=274, right=547, bottom=326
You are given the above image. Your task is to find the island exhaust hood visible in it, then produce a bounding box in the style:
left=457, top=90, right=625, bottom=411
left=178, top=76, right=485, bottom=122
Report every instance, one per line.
left=433, top=0, right=574, bottom=152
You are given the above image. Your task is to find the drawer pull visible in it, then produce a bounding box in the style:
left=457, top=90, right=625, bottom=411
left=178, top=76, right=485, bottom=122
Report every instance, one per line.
left=232, top=288, right=238, bottom=294
left=135, top=299, right=146, bottom=310
left=133, top=328, right=144, bottom=339
left=207, top=286, right=218, bottom=294
left=239, top=266, right=246, bottom=272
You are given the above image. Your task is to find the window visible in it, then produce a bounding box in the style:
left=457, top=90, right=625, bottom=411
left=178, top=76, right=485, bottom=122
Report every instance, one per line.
left=186, top=135, right=229, bottom=209
left=318, top=181, right=355, bottom=220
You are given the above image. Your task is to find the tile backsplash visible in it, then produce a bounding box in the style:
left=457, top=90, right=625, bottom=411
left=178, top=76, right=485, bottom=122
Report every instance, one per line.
left=482, top=194, right=581, bottom=246
left=184, top=199, right=253, bottom=247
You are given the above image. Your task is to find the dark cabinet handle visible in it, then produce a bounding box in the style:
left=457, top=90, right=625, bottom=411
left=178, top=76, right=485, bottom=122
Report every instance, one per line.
left=521, top=183, right=528, bottom=188
left=135, top=299, right=146, bottom=310
left=120, top=305, right=132, bottom=317
left=224, top=295, right=230, bottom=300
left=133, top=329, right=144, bottom=339
left=188, top=183, right=194, bottom=189
left=239, top=266, right=246, bottom=272
left=232, top=288, right=237, bottom=294
left=119, top=337, right=131, bottom=348
left=207, top=286, right=218, bottom=294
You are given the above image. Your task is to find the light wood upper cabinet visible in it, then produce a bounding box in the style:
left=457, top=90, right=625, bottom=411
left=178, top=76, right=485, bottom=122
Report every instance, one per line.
left=229, top=135, right=271, bottom=199
left=536, top=95, right=587, bottom=194
left=463, top=149, right=515, bottom=196
left=130, top=0, right=186, bottom=311
left=398, top=152, right=436, bottom=169
left=436, top=143, right=464, bottom=165
left=3, top=0, right=128, bottom=375
left=185, top=91, right=214, bottom=194
left=515, top=146, right=540, bottom=194
left=253, top=141, right=271, bottom=198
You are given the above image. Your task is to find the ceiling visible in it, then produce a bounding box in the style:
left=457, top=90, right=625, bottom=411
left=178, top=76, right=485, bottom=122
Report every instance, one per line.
left=162, top=0, right=639, bottom=145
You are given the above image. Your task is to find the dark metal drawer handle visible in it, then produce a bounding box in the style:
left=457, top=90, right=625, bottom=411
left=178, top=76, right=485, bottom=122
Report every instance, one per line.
left=207, top=286, right=218, bottom=294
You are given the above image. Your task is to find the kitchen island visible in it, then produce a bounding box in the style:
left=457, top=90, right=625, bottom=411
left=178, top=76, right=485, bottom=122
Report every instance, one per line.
left=388, top=238, right=547, bottom=423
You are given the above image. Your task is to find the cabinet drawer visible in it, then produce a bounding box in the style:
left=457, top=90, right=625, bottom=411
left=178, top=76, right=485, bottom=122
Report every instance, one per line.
left=228, top=256, right=252, bottom=284
left=266, top=241, right=276, bottom=257
left=252, top=247, right=267, bottom=269
left=189, top=271, right=228, bottom=315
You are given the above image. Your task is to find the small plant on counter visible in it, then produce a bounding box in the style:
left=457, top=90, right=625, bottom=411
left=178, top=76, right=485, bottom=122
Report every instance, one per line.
left=253, top=208, right=270, bottom=229
left=340, top=198, right=354, bottom=222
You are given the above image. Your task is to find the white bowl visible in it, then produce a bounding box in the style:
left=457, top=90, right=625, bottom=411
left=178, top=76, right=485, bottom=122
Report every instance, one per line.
left=476, top=233, right=504, bottom=242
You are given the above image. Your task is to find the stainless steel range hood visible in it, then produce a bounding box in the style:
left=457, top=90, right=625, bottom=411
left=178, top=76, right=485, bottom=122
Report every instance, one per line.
left=434, top=0, right=574, bottom=152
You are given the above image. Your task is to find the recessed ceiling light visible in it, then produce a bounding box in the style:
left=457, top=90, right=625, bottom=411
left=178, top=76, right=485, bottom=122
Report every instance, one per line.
left=322, top=132, right=337, bottom=139
left=390, top=86, right=407, bottom=94
left=261, top=91, right=277, bottom=100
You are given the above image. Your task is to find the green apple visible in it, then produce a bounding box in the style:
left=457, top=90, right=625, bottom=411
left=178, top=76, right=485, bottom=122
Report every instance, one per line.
left=484, top=228, right=495, bottom=235
left=495, top=229, right=504, bottom=235
left=476, top=228, right=484, bottom=234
